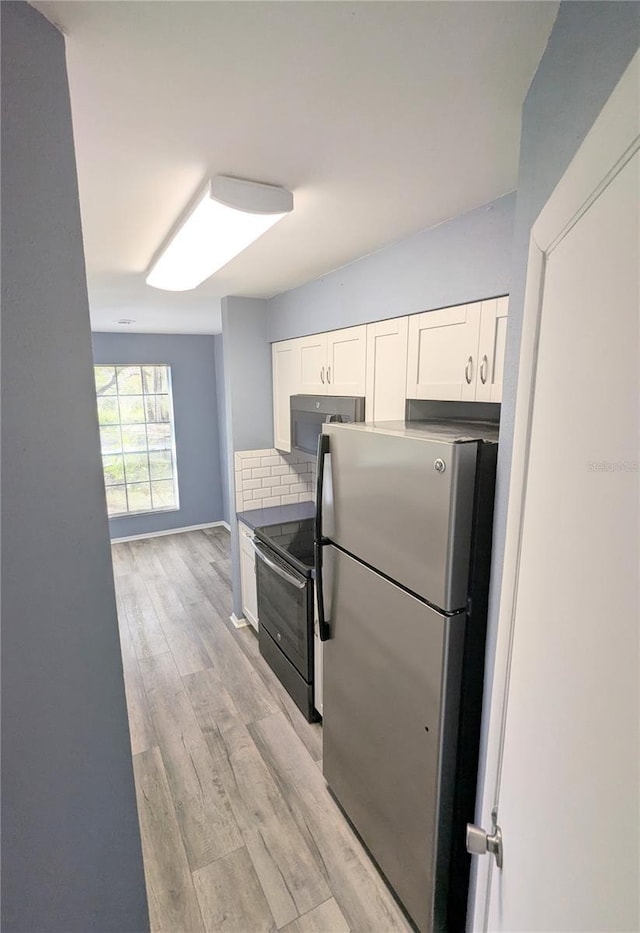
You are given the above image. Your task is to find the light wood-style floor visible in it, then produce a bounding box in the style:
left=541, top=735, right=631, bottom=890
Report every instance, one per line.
left=113, top=527, right=413, bottom=933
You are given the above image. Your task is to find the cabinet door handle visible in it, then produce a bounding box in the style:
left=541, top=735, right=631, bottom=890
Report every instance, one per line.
left=320, top=366, right=325, bottom=384
left=465, top=356, right=473, bottom=385
left=327, top=365, right=331, bottom=384
left=480, top=354, right=488, bottom=385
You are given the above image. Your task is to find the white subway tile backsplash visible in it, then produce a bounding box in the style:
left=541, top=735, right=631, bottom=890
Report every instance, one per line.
left=261, top=475, right=282, bottom=489
left=234, top=446, right=318, bottom=513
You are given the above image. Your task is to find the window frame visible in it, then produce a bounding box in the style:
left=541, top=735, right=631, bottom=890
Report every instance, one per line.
left=94, top=363, right=180, bottom=518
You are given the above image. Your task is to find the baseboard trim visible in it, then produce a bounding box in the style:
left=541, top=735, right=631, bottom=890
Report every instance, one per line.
left=230, top=613, right=248, bottom=629
left=111, top=520, right=230, bottom=544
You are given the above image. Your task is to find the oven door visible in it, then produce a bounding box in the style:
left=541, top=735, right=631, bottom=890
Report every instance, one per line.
left=253, top=540, right=312, bottom=680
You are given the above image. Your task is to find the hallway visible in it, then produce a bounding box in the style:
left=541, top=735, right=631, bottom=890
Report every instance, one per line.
left=112, top=528, right=412, bottom=932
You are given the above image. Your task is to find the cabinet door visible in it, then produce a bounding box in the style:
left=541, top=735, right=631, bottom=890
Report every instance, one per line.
left=299, top=333, right=327, bottom=394
left=365, top=317, right=409, bottom=421
left=476, top=296, right=509, bottom=402
left=272, top=338, right=300, bottom=452
left=238, top=523, right=258, bottom=631
left=405, top=303, right=481, bottom=401
left=326, top=325, right=367, bottom=396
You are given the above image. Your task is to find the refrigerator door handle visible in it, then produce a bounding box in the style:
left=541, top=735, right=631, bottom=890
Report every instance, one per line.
left=314, top=432, right=331, bottom=641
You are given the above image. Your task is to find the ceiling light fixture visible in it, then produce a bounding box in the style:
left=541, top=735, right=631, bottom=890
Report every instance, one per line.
left=145, top=175, right=294, bottom=292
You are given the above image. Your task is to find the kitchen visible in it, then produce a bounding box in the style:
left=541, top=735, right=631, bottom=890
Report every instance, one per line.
left=3, top=3, right=639, bottom=933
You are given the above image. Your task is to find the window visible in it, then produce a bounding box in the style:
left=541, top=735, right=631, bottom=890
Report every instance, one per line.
left=94, top=365, right=179, bottom=517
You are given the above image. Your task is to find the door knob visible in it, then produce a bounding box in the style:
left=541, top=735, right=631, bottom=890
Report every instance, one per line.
left=466, top=807, right=503, bottom=869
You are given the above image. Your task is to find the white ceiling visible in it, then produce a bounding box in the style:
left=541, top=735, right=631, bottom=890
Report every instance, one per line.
left=32, top=1, right=558, bottom=335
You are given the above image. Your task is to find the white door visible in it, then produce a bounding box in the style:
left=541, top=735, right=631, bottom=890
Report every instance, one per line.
left=272, top=338, right=300, bottom=452
left=405, top=303, right=481, bottom=401
left=299, top=333, right=327, bottom=394
left=365, top=316, right=409, bottom=421
left=472, top=51, right=639, bottom=932
left=326, top=325, right=367, bottom=395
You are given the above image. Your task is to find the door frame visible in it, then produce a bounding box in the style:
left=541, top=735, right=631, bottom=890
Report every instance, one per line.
left=470, top=49, right=640, bottom=931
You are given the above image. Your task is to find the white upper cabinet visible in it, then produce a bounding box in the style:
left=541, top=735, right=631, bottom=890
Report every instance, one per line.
left=406, top=298, right=508, bottom=402
left=298, top=325, right=367, bottom=396
left=475, top=296, right=509, bottom=402
left=299, top=333, right=327, bottom=394
left=272, top=338, right=301, bottom=452
left=365, top=317, right=409, bottom=421
left=406, top=303, right=482, bottom=401
left=272, top=299, right=508, bottom=452
left=326, top=325, right=367, bottom=395
left=272, top=324, right=368, bottom=451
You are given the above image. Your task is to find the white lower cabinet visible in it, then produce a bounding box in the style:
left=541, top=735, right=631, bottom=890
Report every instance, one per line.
left=238, top=521, right=258, bottom=631
left=365, top=316, right=409, bottom=421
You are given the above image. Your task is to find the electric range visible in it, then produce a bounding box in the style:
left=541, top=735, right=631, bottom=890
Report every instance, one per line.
left=252, top=518, right=318, bottom=721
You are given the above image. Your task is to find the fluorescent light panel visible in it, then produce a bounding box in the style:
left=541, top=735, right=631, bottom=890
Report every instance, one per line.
left=146, top=176, right=293, bottom=292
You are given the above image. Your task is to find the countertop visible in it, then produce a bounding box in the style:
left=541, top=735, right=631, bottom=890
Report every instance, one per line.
left=236, top=500, right=315, bottom=531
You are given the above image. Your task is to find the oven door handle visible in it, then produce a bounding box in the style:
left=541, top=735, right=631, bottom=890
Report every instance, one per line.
left=251, top=540, right=307, bottom=590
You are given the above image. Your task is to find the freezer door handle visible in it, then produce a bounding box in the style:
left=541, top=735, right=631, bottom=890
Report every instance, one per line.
left=314, top=432, right=331, bottom=641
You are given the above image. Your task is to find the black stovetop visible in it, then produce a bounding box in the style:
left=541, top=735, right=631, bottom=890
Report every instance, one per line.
left=254, top=518, right=315, bottom=577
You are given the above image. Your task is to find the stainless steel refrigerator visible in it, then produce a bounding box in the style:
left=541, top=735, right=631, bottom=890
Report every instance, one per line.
left=315, top=419, right=498, bottom=933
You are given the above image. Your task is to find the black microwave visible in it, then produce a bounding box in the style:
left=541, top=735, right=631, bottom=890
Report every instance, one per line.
left=290, top=395, right=366, bottom=456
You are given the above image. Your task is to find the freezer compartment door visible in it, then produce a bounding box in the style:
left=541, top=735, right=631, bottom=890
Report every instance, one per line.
left=322, top=423, right=477, bottom=611
left=322, top=546, right=465, bottom=932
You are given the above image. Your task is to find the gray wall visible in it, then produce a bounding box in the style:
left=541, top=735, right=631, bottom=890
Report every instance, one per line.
left=220, top=297, right=273, bottom=616
left=92, top=332, right=224, bottom=538
left=482, top=0, right=640, bottom=733
left=267, top=193, right=515, bottom=341
left=214, top=334, right=230, bottom=525
left=470, top=0, right=640, bottom=921
left=1, top=4, right=149, bottom=931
